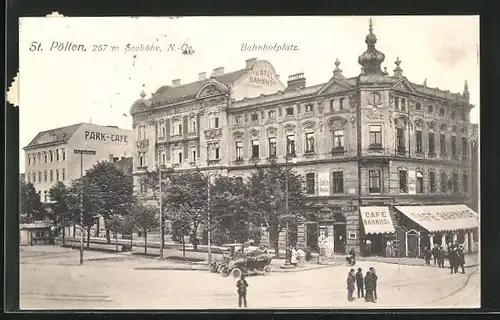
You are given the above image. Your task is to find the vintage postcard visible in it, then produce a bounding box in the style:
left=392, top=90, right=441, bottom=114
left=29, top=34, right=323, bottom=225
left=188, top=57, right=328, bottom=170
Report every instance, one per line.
left=18, top=15, right=479, bottom=310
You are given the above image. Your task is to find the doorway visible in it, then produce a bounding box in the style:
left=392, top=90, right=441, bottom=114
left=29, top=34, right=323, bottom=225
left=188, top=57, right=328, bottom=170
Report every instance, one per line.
left=334, top=223, right=346, bottom=254
left=306, top=223, right=318, bottom=251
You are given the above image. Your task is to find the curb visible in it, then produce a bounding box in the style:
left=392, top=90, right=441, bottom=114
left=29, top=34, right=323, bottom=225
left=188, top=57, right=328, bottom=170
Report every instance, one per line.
left=135, top=262, right=341, bottom=273
left=355, top=259, right=479, bottom=269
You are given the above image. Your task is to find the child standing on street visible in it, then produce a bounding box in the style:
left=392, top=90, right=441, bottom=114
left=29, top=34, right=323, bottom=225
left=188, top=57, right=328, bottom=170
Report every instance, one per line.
left=236, top=275, right=249, bottom=308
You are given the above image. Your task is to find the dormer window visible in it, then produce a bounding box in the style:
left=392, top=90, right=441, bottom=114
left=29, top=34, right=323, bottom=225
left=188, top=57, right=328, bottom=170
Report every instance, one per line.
left=251, top=113, right=258, bottom=121
left=286, top=107, right=294, bottom=116
left=415, top=102, right=422, bottom=111
left=305, top=104, right=314, bottom=113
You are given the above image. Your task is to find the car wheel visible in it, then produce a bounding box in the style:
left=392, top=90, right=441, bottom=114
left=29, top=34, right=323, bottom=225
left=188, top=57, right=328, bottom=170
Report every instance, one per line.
left=263, top=265, right=272, bottom=275
left=232, top=268, right=242, bottom=278
left=220, top=266, right=230, bottom=277
left=210, top=263, right=218, bottom=273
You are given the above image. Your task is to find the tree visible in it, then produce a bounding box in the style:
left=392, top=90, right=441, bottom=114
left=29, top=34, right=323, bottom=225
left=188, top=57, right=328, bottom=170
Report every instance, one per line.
left=170, top=207, right=193, bottom=258
left=165, top=170, right=208, bottom=251
left=130, top=201, right=159, bottom=254
left=210, top=176, right=253, bottom=245
left=108, top=214, right=125, bottom=252
left=247, top=159, right=310, bottom=257
left=49, top=182, right=71, bottom=244
left=20, top=182, right=46, bottom=222
left=84, top=161, right=134, bottom=243
left=66, top=178, right=102, bottom=247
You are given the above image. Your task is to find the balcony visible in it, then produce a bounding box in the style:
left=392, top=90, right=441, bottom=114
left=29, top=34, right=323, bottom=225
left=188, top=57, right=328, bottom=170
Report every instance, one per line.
left=414, top=150, right=424, bottom=157
left=396, top=147, right=407, bottom=156
left=428, top=151, right=436, bottom=158
left=331, top=147, right=346, bottom=157
left=368, top=143, right=383, bottom=151
left=136, top=140, right=149, bottom=149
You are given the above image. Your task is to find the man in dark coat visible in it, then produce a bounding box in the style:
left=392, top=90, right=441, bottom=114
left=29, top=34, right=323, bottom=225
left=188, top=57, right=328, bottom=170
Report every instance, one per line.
left=236, top=274, right=249, bottom=308
left=457, top=245, right=466, bottom=274
left=369, top=267, right=378, bottom=301
left=449, top=247, right=458, bottom=274
left=438, top=246, right=445, bottom=268
left=364, top=270, right=375, bottom=303
left=347, top=269, right=355, bottom=301
left=424, top=246, right=432, bottom=265
left=355, top=267, right=364, bottom=298
left=431, top=243, right=439, bottom=265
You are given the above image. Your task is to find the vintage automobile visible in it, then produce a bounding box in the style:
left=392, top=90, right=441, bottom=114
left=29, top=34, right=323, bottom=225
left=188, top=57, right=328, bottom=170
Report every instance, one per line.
left=215, top=243, right=273, bottom=278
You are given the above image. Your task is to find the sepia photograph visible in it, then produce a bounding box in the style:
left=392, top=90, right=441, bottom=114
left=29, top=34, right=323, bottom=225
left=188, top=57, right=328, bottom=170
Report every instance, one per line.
left=17, top=15, right=480, bottom=310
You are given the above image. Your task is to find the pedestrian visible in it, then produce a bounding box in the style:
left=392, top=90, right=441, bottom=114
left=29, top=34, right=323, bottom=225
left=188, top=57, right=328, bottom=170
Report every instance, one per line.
left=457, top=245, right=466, bottom=274
left=347, top=269, right=356, bottom=301
left=236, top=274, right=248, bottom=308
left=369, top=267, right=378, bottom=301
left=448, top=247, right=457, bottom=274
left=432, top=243, right=439, bottom=265
left=364, top=270, right=375, bottom=303
left=386, top=239, right=391, bottom=257
left=349, top=248, right=356, bottom=266
left=291, top=247, right=298, bottom=267
left=438, top=246, right=445, bottom=268
left=424, top=246, right=432, bottom=265
left=355, top=267, right=364, bottom=299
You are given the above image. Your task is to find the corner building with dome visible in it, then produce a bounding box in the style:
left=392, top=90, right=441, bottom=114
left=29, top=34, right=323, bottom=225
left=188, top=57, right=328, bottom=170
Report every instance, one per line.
left=130, top=21, right=479, bottom=259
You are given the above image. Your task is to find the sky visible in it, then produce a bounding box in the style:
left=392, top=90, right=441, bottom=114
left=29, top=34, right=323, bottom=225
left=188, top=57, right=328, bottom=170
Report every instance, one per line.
left=17, top=15, right=479, bottom=172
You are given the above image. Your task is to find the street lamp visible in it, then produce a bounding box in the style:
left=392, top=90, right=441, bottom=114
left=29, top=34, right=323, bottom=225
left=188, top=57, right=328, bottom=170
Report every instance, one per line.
left=206, top=145, right=212, bottom=265
left=158, top=166, right=164, bottom=260
left=73, top=149, right=96, bottom=265
left=283, top=154, right=297, bottom=266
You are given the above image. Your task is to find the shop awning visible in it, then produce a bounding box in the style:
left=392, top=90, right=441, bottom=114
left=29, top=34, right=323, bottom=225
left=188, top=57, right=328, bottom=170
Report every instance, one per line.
left=395, top=205, right=479, bottom=233
left=360, top=206, right=395, bottom=234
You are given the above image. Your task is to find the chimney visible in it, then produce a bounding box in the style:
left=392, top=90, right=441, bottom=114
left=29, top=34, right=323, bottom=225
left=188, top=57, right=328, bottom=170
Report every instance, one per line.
left=109, top=154, right=114, bottom=162
left=245, top=58, right=257, bottom=69
left=211, top=67, right=224, bottom=77
left=172, top=79, right=181, bottom=87
left=198, top=72, right=206, bottom=81
left=286, top=73, right=306, bottom=91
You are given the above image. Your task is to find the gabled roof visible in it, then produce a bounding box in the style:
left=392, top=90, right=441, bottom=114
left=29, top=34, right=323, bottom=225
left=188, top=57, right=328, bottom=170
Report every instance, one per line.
left=150, top=69, right=247, bottom=105
left=24, top=123, right=84, bottom=150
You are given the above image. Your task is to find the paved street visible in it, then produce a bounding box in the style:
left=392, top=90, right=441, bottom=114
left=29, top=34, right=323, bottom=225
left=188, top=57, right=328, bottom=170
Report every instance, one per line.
left=20, top=246, right=479, bottom=310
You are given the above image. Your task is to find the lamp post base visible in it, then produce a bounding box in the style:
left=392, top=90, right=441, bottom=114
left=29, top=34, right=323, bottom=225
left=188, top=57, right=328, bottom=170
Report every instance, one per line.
left=280, top=263, right=296, bottom=269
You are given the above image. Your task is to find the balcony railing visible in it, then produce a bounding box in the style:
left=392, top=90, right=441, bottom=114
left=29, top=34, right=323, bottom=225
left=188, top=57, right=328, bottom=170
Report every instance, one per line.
left=368, top=143, right=383, bottom=151
left=428, top=151, right=436, bottom=158
left=396, top=147, right=407, bottom=156
left=331, top=147, right=346, bottom=156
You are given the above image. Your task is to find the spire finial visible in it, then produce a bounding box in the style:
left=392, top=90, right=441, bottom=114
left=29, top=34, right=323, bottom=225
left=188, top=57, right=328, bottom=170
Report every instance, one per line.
left=423, top=78, right=427, bottom=87
left=383, top=66, right=388, bottom=75
left=463, top=80, right=470, bottom=101
left=358, top=18, right=385, bottom=75
left=140, top=84, right=146, bottom=98
left=333, top=58, right=344, bottom=78
left=393, top=57, right=403, bottom=77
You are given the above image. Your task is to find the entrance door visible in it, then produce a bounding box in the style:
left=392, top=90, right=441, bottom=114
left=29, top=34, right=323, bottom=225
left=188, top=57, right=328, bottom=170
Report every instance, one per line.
left=306, top=223, right=318, bottom=251
left=406, top=230, right=419, bottom=258
left=334, top=223, right=346, bottom=254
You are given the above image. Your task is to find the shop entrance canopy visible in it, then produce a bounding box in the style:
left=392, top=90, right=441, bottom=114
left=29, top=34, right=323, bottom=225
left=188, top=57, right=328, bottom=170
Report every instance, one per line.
left=395, top=205, right=479, bottom=233
left=360, top=206, right=395, bottom=234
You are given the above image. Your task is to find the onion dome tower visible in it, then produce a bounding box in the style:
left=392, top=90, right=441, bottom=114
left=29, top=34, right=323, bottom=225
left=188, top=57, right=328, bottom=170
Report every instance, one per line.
left=358, top=19, right=386, bottom=75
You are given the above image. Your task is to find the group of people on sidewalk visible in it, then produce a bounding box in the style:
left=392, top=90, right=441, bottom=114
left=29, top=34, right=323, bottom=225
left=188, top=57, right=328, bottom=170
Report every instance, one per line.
left=347, top=267, right=378, bottom=303
left=423, top=241, right=466, bottom=274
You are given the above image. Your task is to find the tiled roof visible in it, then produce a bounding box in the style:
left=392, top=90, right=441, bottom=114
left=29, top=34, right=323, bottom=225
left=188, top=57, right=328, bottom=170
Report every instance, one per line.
left=24, top=123, right=84, bottom=149
left=412, top=83, right=465, bottom=102
left=150, top=69, right=247, bottom=105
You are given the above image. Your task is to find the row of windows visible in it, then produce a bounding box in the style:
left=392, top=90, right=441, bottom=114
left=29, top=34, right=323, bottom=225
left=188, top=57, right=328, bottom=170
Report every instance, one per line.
left=154, top=117, right=217, bottom=139
left=234, top=99, right=347, bottom=125
left=138, top=147, right=222, bottom=168
left=395, top=96, right=467, bottom=121
left=302, top=170, right=467, bottom=196
left=27, top=149, right=66, bottom=166
left=370, top=125, right=469, bottom=158
left=27, top=168, right=66, bottom=184
left=396, top=170, right=468, bottom=194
